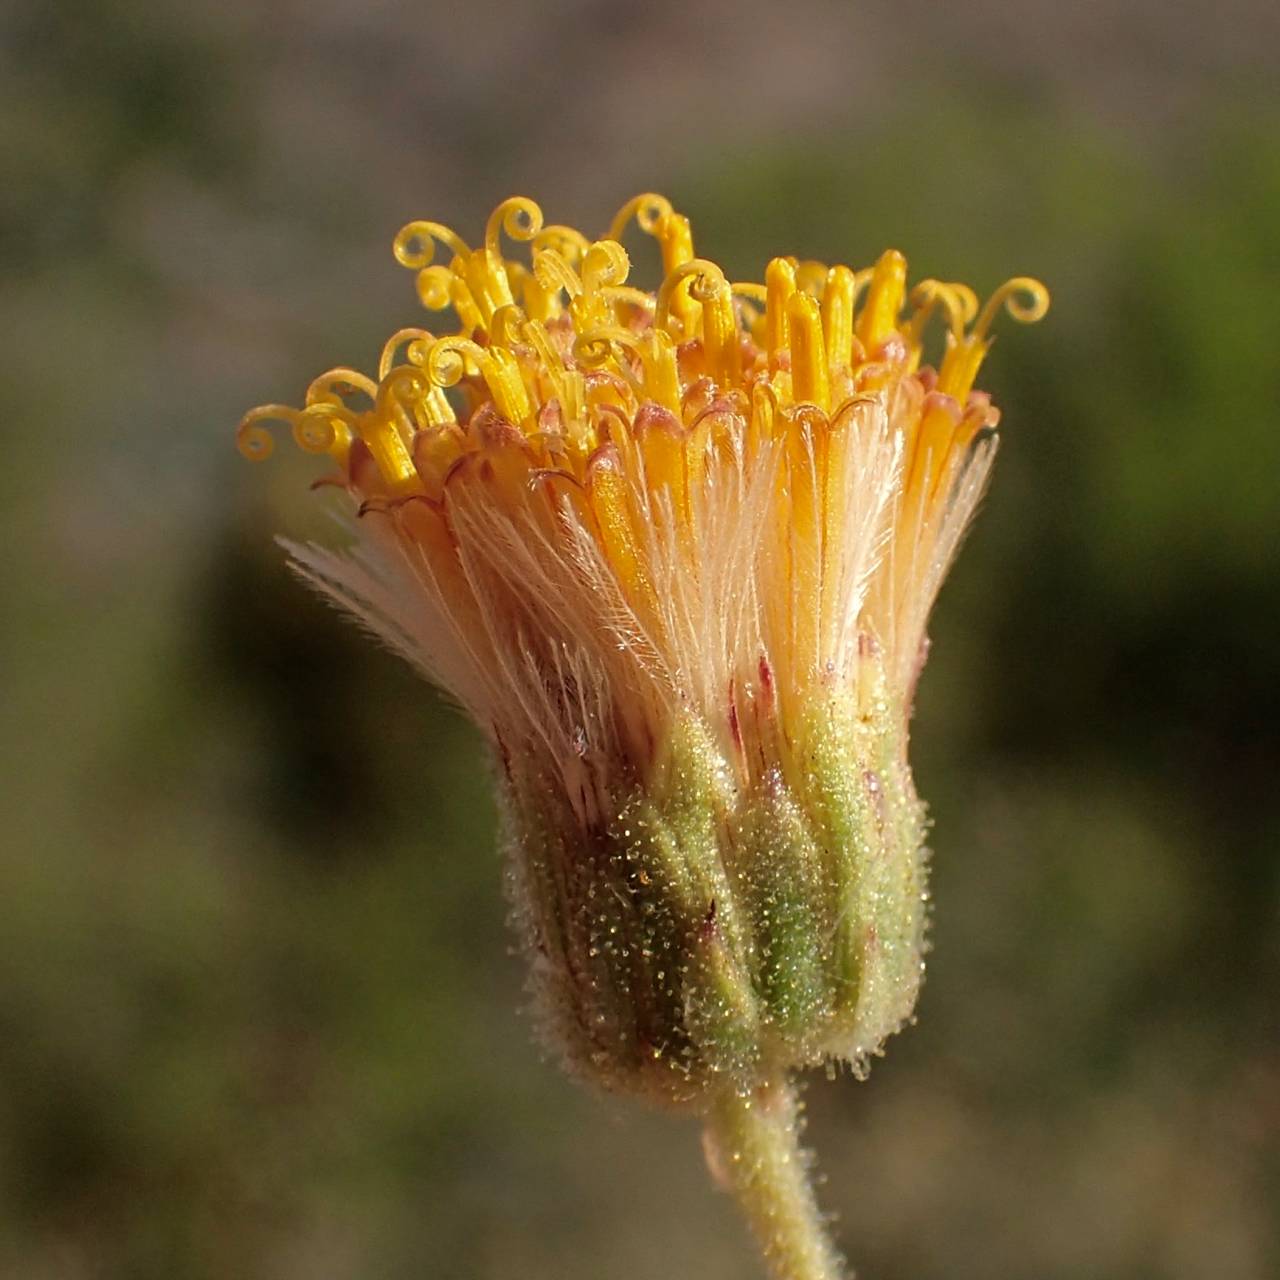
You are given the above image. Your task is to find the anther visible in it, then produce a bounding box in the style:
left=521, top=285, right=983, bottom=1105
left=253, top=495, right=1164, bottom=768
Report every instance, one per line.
left=855, top=249, right=907, bottom=353
left=787, top=292, right=830, bottom=411
left=765, top=258, right=797, bottom=359
left=821, top=265, right=857, bottom=379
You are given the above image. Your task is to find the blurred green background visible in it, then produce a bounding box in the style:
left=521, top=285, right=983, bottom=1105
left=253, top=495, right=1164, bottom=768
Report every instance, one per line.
left=2, top=1, right=1278, bottom=1276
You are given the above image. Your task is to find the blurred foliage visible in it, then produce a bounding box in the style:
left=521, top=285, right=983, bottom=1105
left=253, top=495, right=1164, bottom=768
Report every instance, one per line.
left=1, top=1, right=1277, bottom=1276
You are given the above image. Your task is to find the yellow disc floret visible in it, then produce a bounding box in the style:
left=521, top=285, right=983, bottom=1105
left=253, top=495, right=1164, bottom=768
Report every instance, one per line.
left=237, top=193, right=1047, bottom=739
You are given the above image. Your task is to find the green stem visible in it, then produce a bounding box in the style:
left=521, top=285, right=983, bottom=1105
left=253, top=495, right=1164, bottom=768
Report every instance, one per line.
left=704, top=1076, right=848, bottom=1280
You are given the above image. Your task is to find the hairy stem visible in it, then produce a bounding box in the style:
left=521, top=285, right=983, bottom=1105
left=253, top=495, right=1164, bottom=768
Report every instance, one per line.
left=704, top=1076, right=847, bottom=1280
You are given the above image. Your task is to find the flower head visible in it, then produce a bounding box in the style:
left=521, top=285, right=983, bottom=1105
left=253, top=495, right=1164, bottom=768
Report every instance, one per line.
left=239, top=194, right=1046, bottom=1104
